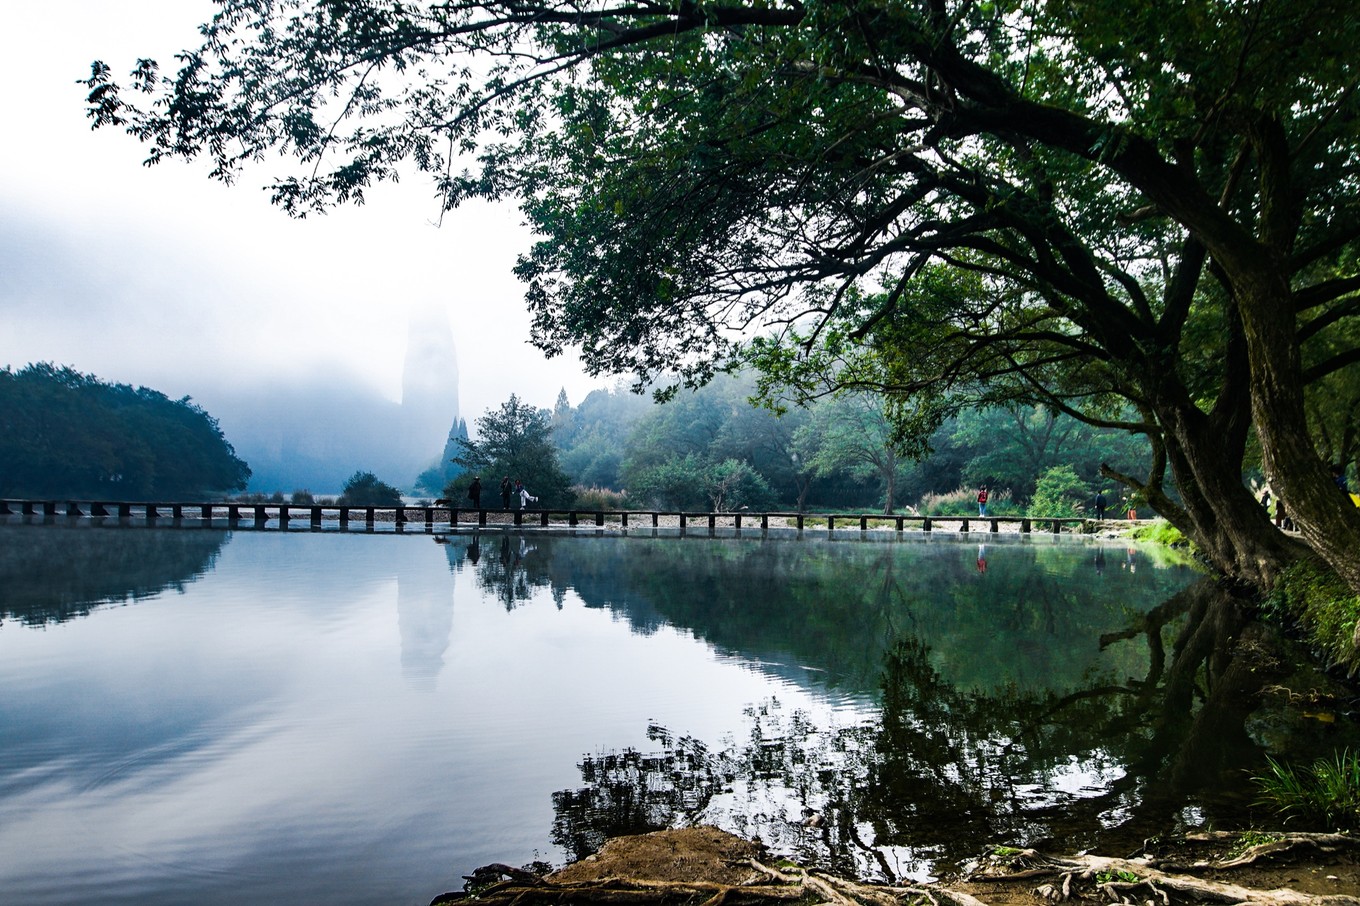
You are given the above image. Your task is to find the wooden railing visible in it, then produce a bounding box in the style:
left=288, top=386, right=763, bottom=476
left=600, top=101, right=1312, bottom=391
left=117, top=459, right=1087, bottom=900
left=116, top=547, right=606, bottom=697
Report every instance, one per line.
left=0, top=498, right=1096, bottom=534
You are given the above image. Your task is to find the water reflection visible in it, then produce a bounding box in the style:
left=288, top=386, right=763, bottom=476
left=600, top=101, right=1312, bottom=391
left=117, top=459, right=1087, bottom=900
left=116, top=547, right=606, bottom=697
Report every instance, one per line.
left=3, top=523, right=1352, bottom=905
left=464, top=532, right=1194, bottom=695
left=546, top=576, right=1360, bottom=881
left=0, top=519, right=227, bottom=625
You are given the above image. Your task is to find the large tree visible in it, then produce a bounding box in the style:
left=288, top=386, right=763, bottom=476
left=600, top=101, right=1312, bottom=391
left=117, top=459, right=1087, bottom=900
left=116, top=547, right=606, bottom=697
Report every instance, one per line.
left=455, top=394, right=575, bottom=505
left=87, top=0, right=1360, bottom=594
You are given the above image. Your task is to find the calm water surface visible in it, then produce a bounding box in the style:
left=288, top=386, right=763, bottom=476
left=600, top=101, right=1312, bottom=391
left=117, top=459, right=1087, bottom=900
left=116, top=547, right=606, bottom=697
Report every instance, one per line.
left=0, top=520, right=1209, bottom=903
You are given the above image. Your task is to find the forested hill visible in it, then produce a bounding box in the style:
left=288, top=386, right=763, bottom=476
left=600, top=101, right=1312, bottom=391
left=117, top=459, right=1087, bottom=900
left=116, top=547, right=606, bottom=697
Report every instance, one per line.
left=0, top=364, right=250, bottom=500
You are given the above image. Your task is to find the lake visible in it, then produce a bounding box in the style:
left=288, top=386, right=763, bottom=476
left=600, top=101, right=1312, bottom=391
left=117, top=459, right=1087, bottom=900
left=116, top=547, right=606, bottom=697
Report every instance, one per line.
left=0, top=518, right=1310, bottom=904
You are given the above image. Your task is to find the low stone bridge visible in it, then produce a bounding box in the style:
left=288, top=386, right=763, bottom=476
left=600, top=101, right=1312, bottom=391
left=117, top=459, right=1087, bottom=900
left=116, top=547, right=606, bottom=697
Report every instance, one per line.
left=0, top=498, right=1104, bottom=535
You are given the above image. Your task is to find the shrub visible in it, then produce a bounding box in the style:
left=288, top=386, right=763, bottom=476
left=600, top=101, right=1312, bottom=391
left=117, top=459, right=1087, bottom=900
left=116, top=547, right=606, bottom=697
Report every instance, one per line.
left=1028, top=465, right=1088, bottom=517
left=290, top=489, right=315, bottom=505
left=573, top=486, right=628, bottom=510
left=338, top=470, right=403, bottom=506
left=917, top=486, right=1020, bottom=517
left=706, top=459, right=776, bottom=512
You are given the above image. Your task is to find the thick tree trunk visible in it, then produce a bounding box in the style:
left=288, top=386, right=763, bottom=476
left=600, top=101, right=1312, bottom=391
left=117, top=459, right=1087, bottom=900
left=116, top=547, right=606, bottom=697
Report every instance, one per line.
left=1148, top=394, right=1301, bottom=588
left=1237, top=275, right=1360, bottom=596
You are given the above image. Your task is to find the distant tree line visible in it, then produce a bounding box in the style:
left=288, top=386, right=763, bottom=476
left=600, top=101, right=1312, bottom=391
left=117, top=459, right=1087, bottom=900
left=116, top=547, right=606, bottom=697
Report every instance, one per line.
left=0, top=364, right=250, bottom=500
left=443, top=371, right=1154, bottom=517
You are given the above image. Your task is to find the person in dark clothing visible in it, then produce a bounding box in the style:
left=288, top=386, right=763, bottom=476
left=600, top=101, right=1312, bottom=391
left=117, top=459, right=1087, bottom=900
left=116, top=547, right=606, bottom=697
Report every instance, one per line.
left=499, top=476, right=512, bottom=509
left=467, top=476, right=482, bottom=509
left=1333, top=464, right=1350, bottom=493
left=1094, top=490, right=1107, bottom=521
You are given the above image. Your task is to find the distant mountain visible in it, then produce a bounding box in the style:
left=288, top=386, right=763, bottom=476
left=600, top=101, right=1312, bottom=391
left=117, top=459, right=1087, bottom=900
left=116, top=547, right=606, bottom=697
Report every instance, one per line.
left=196, top=308, right=461, bottom=495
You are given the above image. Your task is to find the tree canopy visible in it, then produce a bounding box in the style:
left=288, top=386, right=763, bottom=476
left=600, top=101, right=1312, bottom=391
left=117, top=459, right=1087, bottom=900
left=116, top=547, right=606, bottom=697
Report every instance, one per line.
left=453, top=394, right=575, bottom=506
left=87, top=0, right=1360, bottom=595
left=0, top=363, right=250, bottom=499
left=339, top=470, right=404, bottom=505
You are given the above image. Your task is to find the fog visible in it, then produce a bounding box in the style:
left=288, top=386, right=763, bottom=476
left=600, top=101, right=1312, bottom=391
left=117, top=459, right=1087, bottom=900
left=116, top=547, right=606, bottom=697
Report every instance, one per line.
left=0, top=1, right=607, bottom=491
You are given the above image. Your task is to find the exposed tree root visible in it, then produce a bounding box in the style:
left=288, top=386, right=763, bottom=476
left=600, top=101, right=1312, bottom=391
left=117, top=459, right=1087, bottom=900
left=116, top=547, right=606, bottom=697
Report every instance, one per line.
left=970, top=844, right=1360, bottom=905
left=1185, top=832, right=1360, bottom=870
left=430, top=829, right=1359, bottom=906
left=432, top=858, right=991, bottom=906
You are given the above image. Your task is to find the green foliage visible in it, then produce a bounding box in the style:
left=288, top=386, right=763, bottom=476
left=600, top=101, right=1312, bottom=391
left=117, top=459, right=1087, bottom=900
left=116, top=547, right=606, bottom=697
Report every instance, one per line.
left=455, top=394, right=575, bottom=508
left=338, top=471, right=402, bottom=506
left=0, top=363, right=250, bottom=499
left=1128, top=520, right=1191, bottom=549
left=1028, top=465, right=1089, bottom=518
left=625, top=453, right=712, bottom=511
left=1264, top=562, right=1360, bottom=673
left=554, top=386, right=652, bottom=490
left=794, top=392, right=912, bottom=514
left=623, top=454, right=775, bottom=512
left=706, top=459, right=776, bottom=512
left=1253, top=751, right=1360, bottom=829
left=91, top=0, right=1360, bottom=586
left=290, top=489, right=315, bottom=505
left=1227, top=830, right=1283, bottom=858
left=918, top=486, right=1020, bottom=518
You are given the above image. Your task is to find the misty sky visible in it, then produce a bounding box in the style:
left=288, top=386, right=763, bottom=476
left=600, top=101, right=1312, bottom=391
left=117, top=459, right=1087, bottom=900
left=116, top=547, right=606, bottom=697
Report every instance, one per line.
left=0, top=2, right=609, bottom=429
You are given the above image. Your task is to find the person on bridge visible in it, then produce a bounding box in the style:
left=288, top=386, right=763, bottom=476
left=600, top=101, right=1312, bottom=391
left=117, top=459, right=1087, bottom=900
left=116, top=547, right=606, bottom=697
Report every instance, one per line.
left=467, top=476, right=482, bottom=509
left=516, top=480, right=538, bottom=510
left=1095, top=490, right=1107, bottom=521
left=500, top=476, right=512, bottom=509
left=976, top=485, right=989, bottom=517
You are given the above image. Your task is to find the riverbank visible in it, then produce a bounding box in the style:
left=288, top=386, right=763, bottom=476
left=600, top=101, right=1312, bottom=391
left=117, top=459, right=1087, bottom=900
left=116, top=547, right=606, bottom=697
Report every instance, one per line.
left=434, top=825, right=1360, bottom=905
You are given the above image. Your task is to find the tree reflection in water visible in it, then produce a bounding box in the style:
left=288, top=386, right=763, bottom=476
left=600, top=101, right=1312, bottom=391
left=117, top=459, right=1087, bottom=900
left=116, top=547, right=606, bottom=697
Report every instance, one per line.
left=0, top=520, right=227, bottom=626
left=548, top=577, right=1360, bottom=881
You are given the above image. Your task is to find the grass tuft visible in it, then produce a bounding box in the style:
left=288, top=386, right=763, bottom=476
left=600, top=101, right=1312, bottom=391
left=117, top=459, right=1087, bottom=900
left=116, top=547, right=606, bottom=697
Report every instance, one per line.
left=1253, top=749, right=1360, bottom=829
